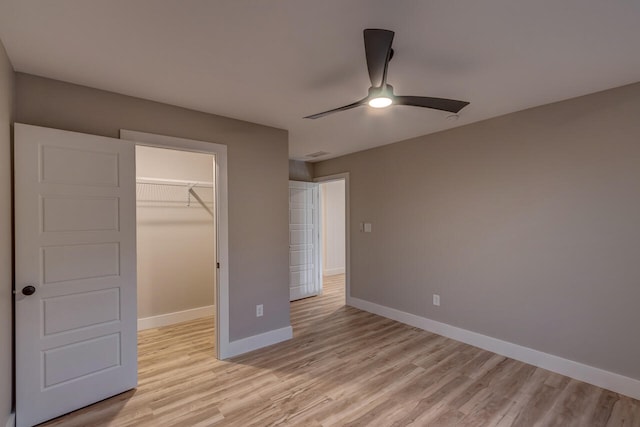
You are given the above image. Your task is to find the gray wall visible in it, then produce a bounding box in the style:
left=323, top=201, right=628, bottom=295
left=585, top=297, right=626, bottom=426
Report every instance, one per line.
left=0, top=39, right=14, bottom=424
left=289, top=159, right=314, bottom=182
left=315, top=82, right=640, bottom=380
left=15, top=73, right=290, bottom=341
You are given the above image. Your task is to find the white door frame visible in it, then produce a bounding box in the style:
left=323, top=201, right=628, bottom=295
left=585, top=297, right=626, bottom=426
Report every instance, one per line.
left=314, top=173, right=351, bottom=303
left=119, top=130, right=230, bottom=359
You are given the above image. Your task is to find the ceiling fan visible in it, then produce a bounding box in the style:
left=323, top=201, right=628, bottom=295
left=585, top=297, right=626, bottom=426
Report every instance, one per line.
left=304, top=29, right=470, bottom=119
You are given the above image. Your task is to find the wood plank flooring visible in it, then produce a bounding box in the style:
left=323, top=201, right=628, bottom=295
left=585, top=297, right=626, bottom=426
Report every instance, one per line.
left=42, top=274, right=640, bottom=426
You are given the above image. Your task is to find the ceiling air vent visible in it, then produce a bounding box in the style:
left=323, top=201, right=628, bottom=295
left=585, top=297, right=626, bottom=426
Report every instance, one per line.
left=306, top=151, right=330, bottom=158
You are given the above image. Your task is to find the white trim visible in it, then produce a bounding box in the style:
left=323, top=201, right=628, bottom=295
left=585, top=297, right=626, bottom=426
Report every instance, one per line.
left=137, top=305, right=215, bottom=330
left=348, top=296, right=640, bottom=400
left=314, top=173, right=350, bottom=301
left=5, top=413, right=15, bottom=427
left=119, top=129, right=230, bottom=360
left=223, top=326, right=293, bottom=359
left=323, top=267, right=345, bottom=276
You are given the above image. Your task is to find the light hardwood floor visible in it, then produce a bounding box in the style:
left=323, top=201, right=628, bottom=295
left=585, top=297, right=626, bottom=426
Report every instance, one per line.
left=42, top=274, right=639, bottom=426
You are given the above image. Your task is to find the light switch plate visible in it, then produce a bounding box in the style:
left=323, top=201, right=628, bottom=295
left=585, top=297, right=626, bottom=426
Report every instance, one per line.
left=364, top=223, right=372, bottom=233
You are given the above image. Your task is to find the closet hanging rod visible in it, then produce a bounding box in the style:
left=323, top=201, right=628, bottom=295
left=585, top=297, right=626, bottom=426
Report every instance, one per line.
left=136, top=176, right=214, bottom=188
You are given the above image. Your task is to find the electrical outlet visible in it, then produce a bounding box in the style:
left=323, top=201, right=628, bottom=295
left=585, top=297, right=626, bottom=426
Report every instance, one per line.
left=256, top=304, right=263, bottom=317
left=433, top=294, right=440, bottom=306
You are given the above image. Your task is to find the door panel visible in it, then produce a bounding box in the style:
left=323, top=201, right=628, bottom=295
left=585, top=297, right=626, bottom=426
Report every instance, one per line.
left=43, top=242, right=120, bottom=283
left=289, top=181, right=320, bottom=301
left=42, top=196, right=120, bottom=231
left=15, top=124, right=137, bottom=427
left=43, top=333, right=121, bottom=387
left=42, top=288, right=120, bottom=335
left=40, top=145, right=119, bottom=186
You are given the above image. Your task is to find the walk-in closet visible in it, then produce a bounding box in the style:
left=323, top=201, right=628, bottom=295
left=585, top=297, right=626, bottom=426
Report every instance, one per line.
left=135, top=145, right=216, bottom=334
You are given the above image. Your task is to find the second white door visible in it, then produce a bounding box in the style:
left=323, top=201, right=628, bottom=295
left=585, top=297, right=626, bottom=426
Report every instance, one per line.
left=289, top=181, right=321, bottom=301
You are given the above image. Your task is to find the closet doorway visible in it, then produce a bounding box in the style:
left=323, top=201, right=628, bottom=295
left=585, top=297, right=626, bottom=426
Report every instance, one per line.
left=135, top=145, right=216, bottom=334
left=120, top=129, right=230, bottom=359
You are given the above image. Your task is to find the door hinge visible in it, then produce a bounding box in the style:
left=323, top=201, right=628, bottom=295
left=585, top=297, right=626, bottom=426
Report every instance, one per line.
left=216, top=262, right=220, bottom=269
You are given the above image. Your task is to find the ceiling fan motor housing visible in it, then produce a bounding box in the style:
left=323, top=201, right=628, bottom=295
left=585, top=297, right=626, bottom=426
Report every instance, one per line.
left=368, top=84, right=394, bottom=99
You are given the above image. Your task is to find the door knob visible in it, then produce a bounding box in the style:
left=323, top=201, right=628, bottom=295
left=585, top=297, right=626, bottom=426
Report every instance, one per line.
left=21, top=285, right=36, bottom=296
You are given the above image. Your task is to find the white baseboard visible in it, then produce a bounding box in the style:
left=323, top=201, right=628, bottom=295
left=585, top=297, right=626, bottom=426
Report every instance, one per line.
left=347, top=296, right=640, bottom=400
left=5, top=412, right=15, bottom=427
left=224, top=326, right=293, bottom=359
left=137, top=305, right=215, bottom=330
left=323, top=267, right=345, bottom=276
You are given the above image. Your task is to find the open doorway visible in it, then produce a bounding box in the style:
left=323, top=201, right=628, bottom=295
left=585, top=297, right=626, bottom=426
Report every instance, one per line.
left=288, top=174, right=349, bottom=307
left=120, top=129, right=234, bottom=359
left=289, top=174, right=349, bottom=338
left=135, top=145, right=216, bottom=341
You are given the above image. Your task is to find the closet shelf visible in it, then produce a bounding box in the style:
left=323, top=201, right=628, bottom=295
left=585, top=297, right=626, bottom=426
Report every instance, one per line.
left=136, top=176, right=213, bottom=188
left=136, top=176, right=214, bottom=217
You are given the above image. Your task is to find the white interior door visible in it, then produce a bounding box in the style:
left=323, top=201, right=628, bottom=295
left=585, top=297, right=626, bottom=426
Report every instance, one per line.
left=289, top=181, right=321, bottom=301
left=14, top=124, right=137, bottom=427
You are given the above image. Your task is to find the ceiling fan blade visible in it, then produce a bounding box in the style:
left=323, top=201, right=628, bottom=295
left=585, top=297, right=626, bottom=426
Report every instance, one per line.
left=363, top=29, right=394, bottom=88
left=394, top=96, right=470, bottom=113
left=304, top=99, right=366, bottom=119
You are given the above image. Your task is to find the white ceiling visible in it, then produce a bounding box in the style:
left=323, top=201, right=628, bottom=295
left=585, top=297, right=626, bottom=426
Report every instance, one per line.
left=1, top=1, right=639, bottom=161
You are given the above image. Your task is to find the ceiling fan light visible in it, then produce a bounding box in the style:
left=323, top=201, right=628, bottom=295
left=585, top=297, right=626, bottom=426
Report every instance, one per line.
left=368, top=97, right=393, bottom=108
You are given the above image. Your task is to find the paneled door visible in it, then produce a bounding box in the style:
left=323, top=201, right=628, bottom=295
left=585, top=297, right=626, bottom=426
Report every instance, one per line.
left=14, top=124, right=137, bottom=427
left=289, top=181, right=321, bottom=301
